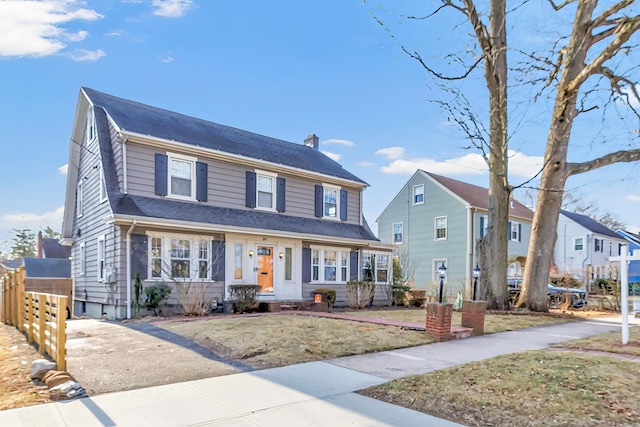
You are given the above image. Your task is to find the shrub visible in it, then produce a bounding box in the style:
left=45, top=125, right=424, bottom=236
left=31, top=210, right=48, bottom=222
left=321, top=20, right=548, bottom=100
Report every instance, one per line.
left=391, top=284, right=411, bottom=306
left=176, top=281, right=214, bottom=316
left=144, top=283, right=172, bottom=315
left=228, top=284, right=259, bottom=313
left=550, top=275, right=581, bottom=289
left=312, top=288, right=337, bottom=306
left=346, top=280, right=376, bottom=309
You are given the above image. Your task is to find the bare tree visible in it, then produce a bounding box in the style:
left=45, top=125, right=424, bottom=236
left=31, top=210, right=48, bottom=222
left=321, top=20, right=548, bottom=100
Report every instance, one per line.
left=518, top=0, right=640, bottom=311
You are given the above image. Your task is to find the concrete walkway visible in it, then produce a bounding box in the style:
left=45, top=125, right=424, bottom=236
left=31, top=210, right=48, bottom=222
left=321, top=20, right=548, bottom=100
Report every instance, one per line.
left=1, top=315, right=637, bottom=427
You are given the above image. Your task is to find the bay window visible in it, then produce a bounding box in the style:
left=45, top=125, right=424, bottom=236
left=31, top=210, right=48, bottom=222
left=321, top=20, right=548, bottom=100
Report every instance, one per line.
left=148, top=234, right=213, bottom=280
left=311, top=247, right=350, bottom=282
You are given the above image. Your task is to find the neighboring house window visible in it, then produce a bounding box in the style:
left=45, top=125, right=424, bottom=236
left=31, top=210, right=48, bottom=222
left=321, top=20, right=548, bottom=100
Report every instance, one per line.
left=151, top=238, right=162, bottom=278
left=311, top=248, right=350, bottom=282
left=574, top=238, right=584, bottom=251
left=148, top=234, right=213, bottom=280
left=99, top=165, right=107, bottom=203
left=362, top=251, right=391, bottom=284
left=234, top=243, right=244, bottom=280
left=324, top=185, right=339, bottom=218
left=79, top=243, right=85, bottom=276
left=169, top=154, right=196, bottom=199
left=413, top=184, right=424, bottom=205
left=595, top=239, right=601, bottom=252
left=86, top=108, right=96, bottom=142
left=257, top=172, right=276, bottom=210
left=97, top=235, right=106, bottom=281
left=284, top=247, right=293, bottom=281
left=435, top=216, right=447, bottom=240
left=433, top=259, right=447, bottom=283
left=393, top=223, right=403, bottom=244
left=510, top=221, right=520, bottom=242
left=480, top=215, right=488, bottom=238
left=76, top=179, right=84, bottom=218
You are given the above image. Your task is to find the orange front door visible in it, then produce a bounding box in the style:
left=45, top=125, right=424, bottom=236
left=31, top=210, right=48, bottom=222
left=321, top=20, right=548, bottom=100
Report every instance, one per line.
left=257, top=246, right=274, bottom=293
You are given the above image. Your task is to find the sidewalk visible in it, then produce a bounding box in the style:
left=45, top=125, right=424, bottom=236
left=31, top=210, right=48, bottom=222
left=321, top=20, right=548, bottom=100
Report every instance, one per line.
left=0, top=315, right=636, bottom=427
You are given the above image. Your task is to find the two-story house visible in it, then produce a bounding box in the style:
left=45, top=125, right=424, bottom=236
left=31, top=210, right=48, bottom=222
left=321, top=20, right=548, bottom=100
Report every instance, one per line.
left=377, top=170, right=533, bottom=298
left=60, top=88, right=392, bottom=319
left=554, top=210, right=626, bottom=289
left=615, top=229, right=640, bottom=284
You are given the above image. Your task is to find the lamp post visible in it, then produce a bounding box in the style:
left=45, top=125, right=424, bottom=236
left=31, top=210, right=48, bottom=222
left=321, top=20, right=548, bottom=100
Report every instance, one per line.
left=437, top=262, right=447, bottom=304
left=472, top=265, right=481, bottom=301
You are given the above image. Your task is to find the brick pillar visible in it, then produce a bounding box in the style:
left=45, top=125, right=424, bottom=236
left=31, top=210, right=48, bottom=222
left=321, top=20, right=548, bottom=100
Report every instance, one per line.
left=461, top=300, right=487, bottom=335
left=425, top=302, right=453, bottom=342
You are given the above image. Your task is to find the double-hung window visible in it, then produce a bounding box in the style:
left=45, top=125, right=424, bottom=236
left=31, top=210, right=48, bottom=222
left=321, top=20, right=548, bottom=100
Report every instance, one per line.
left=510, top=221, right=521, bottom=242
left=361, top=251, right=391, bottom=284
left=311, top=248, right=349, bottom=282
left=76, top=180, right=84, bottom=218
left=574, top=238, right=584, bottom=251
left=257, top=173, right=276, bottom=210
left=97, top=235, right=106, bottom=281
left=79, top=243, right=86, bottom=276
left=413, top=184, right=424, bottom=205
left=198, top=241, right=209, bottom=279
left=85, top=109, right=96, bottom=142
left=151, top=238, right=162, bottom=278
left=393, top=223, right=403, bottom=244
left=169, top=154, right=196, bottom=199
left=435, top=216, right=447, bottom=240
left=323, top=186, right=339, bottom=218
left=170, top=239, right=191, bottom=278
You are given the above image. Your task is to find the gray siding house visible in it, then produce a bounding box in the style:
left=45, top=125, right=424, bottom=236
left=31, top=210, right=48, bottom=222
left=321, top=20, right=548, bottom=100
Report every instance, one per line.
left=377, top=170, right=533, bottom=298
left=61, top=88, right=392, bottom=319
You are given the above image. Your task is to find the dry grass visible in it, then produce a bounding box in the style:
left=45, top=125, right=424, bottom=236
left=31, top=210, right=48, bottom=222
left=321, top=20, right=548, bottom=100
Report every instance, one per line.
left=159, top=314, right=435, bottom=368
left=360, top=350, right=640, bottom=426
left=343, top=308, right=575, bottom=333
left=553, top=326, right=640, bottom=357
left=0, top=323, right=48, bottom=410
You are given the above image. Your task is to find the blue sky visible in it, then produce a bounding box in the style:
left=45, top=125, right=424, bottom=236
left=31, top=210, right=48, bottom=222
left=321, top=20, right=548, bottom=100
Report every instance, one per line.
left=1, top=0, right=639, bottom=253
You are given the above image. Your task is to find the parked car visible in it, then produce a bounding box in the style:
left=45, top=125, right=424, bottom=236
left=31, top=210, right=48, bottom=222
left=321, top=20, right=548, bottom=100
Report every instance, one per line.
left=508, top=283, right=587, bottom=309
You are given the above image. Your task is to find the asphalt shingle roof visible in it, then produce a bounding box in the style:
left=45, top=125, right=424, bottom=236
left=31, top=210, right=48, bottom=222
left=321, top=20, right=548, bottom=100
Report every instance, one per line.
left=83, top=87, right=366, bottom=185
left=560, top=210, right=623, bottom=240
left=23, top=258, right=71, bottom=278
left=42, top=238, right=71, bottom=259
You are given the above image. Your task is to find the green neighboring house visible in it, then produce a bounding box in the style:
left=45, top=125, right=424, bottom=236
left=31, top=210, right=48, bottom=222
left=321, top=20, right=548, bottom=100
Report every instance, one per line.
left=377, top=170, right=534, bottom=299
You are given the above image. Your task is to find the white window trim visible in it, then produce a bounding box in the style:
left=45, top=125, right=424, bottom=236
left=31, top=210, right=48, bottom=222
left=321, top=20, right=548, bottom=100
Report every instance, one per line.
left=322, top=183, right=341, bottom=220
left=166, top=152, right=197, bottom=201
left=86, top=109, right=96, bottom=142
left=434, top=216, right=447, bottom=241
left=433, top=258, right=448, bottom=284
left=231, top=242, right=245, bottom=283
left=97, top=235, right=106, bottom=281
left=510, top=221, right=520, bottom=242
left=255, top=169, right=278, bottom=212
left=79, top=242, right=86, bottom=276
left=147, top=232, right=214, bottom=281
left=413, top=184, right=424, bottom=206
left=574, top=237, right=584, bottom=251
left=76, top=179, right=84, bottom=218
left=393, top=222, right=403, bottom=244
left=310, top=246, right=350, bottom=283
left=99, top=165, right=108, bottom=203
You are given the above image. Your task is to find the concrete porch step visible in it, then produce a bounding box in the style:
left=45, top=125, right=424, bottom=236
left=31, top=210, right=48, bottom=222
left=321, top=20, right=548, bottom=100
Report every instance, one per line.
left=450, top=325, right=474, bottom=340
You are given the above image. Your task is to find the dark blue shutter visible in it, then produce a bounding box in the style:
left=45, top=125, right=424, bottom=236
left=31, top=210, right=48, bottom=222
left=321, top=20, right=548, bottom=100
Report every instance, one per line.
left=130, top=234, right=148, bottom=280
left=480, top=216, right=485, bottom=238
left=302, top=248, right=311, bottom=282
left=518, top=223, right=522, bottom=242
left=340, top=189, right=348, bottom=221
left=245, top=171, right=256, bottom=208
left=350, top=251, right=359, bottom=280
left=314, top=185, right=323, bottom=217
left=211, top=240, right=225, bottom=281
left=276, top=177, right=286, bottom=212
left=154, top=154, right=168, bottom=196
left=508, top=221, right=512, bottom=239
left=196, top=161, right=208, bottom=202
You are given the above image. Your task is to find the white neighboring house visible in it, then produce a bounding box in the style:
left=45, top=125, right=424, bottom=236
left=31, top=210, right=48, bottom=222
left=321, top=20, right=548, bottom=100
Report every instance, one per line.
left=555, top=210, right=627, bottom=288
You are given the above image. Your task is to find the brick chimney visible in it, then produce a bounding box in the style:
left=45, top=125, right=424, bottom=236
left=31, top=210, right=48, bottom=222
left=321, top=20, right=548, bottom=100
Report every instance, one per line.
left=38, top=231, right=43, bottom=258
left=304, top=134, right=319, bottom=150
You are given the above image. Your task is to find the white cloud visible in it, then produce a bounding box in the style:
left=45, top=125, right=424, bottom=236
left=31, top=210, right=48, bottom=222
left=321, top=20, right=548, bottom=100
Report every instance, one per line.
left=0, top=0, right=103, bottom=58
left=375, top=147, right=405, bottom=160
left=626, top=195, right=640, bottom=202
left=66, top=48, right=105, bottom=61
left=105, top=31, right=123, bottom=37
left=379, top=150, right=543, bottom=178
left=152, top=0, right=193, bottom=17
left=161, top=53, right=175, bottom=63
left=321, top=151, right=341, bottom=162
left=57, top=164, right=68, bottom=175
left=323, top=139, right=355, bottom=147
left=357, top=161, right=375, bottom=167
left=1, top=206, right=65, bottom=230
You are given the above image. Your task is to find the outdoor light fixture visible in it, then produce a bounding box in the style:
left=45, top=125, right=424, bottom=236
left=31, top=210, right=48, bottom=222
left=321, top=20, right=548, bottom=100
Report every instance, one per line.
left=472, top=264, right=481, bottom=301
left=248, top=250, right=254, bottom=257
left=278, top=252, right=284, bottom=259
left=438, top=262, right=447, bottom=304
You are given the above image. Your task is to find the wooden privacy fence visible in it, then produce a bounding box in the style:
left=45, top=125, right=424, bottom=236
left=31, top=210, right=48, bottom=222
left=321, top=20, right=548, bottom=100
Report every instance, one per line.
left=1, top=266, right=67, bottom=370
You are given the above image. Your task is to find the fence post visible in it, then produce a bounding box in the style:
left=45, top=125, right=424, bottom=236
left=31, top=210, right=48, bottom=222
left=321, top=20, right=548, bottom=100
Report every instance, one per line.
left=56, top=295, right=67, bottom=371
left=17, top=266, right=25, bottom=333
left=37, top=295, right=46, bottom=355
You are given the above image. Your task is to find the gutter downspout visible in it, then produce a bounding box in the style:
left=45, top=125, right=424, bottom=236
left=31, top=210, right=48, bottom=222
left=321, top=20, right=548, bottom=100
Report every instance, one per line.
left=125, top=220, right=137, bottom=319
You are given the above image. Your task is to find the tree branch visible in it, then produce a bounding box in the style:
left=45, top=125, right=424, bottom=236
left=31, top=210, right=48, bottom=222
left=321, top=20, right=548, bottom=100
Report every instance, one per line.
left=545, top=0, right=575, bottom=12
left=591, top=0, right=636, bottom=28
left=565, top=149, right=640, bottom=176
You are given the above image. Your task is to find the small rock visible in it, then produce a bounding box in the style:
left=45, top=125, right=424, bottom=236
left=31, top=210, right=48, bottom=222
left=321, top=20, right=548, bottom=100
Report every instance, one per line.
left=30, top=359, right=57, bottom=380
